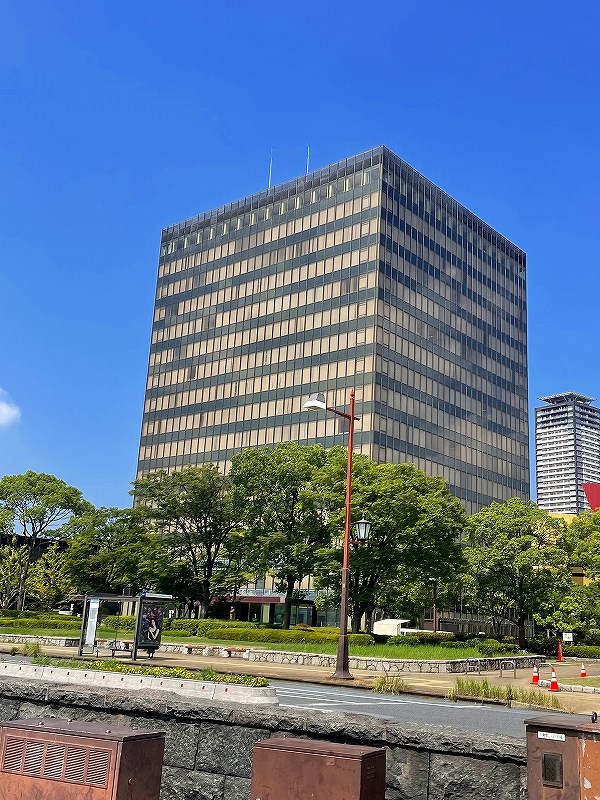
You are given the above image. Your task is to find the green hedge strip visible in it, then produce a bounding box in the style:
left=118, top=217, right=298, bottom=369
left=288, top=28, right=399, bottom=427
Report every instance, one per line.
left=204, top=627, right=374, bottom=645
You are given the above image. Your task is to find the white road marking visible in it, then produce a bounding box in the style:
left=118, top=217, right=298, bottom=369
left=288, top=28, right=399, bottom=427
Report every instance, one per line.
left=275, top=688, right=478, bottom=710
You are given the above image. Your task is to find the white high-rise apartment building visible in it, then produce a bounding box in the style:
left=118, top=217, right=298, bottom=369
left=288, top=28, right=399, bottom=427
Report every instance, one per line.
left=535, top=392, right=600, bottom=514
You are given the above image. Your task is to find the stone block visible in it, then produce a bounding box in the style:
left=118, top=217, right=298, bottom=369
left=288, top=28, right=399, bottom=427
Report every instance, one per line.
left=18, top=701, right=133, bottom=729
left=161, top=767, right=225, bottom=800
left=429, top=753, right=521, bottom=800
left=195, top=723, right=269, bottom=778
left=223, top=775, right=251, bottom=800
left=0, top=698, right=19, bottom=721
left=132, top=715, right=199, bottom=769
left=385, top=746, right=429, bottom=800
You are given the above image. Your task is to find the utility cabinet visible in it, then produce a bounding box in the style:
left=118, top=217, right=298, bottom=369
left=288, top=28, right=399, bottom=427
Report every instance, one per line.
left=525, top=714, right=600, bottom=800
left=250, top=737, right=386, bottom=800
left=0, top=718, right=165, bottom=800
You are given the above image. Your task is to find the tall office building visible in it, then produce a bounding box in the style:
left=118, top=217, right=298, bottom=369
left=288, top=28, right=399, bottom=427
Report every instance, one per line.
left=536, top=393, right=600, bottom=514
left=137, top=146, right=529, bottom=513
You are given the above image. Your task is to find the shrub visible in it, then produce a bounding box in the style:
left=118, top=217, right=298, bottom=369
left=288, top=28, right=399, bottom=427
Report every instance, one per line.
left=0, top=618, right=81, bottom=631
left=388, top=632, right=455, bottom=646
left=563, top=644, right=600, bottom=660
left=100, top=615, right=136, bottom=631
left=449, top=677, right=561, bottom=708
left=31, top=657, right=268, bottom=687
left=469, top=638, right=519, bottom=656
left=22, top=642, right=43, bottom=657
left=203, top=627, right=374, bottom=646
left=169, top=618, right=259, bottom=636
left=373, top=676, right=406, bottom=695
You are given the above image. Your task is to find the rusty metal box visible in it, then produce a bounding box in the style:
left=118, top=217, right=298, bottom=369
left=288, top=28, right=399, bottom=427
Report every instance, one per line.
left=0, top=718, right=165, bottom=800
left=525, top=714, right=600, bottom=800
left=250, top=737, right=386, bottom=800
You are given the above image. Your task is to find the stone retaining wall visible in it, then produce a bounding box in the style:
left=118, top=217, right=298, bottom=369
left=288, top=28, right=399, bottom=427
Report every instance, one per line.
left=0, top=677, right=528, bottom=800
left=243, top=649, right=545, bottom=674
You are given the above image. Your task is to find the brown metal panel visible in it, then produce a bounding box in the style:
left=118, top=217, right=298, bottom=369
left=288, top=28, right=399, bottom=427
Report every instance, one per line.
left=1, top=719, right=163, bottom=742
left=580, top=734, right=600, bottom=800
left=526, top=718, right=585, bottom=800
left=250, top=737, right=386, bottom=800
left=0, top=719, right=165, bottom=800
left=114, top=737, right=165, bottom=800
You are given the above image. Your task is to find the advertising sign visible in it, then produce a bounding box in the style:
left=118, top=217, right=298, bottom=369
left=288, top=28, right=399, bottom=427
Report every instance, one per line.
left=137, top=602, right=165, bottom=651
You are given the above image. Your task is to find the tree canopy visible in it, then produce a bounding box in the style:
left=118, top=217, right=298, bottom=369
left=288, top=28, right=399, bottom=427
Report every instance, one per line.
left=132, top=465, right=237, bottom=618
left=314, top=450, right=467, bottom=631
left=63, top=507, right=163, bottom=595
left=464, top=497, right=572, bottom=647
left=0, top=471, right=91, bottom=609
left=229, top=442, right=330, bottom=628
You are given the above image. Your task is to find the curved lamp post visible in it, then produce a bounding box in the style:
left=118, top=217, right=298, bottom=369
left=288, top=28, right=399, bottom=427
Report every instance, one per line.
left=303, top=389, right=370, bottom=679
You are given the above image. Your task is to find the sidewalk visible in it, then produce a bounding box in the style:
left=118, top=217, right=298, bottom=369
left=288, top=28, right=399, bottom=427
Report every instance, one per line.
left=1, top=643, right=598, bottom=714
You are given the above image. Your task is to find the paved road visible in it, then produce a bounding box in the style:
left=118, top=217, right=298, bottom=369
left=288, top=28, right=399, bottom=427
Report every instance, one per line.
left=272, top=680, right=535, bottom=739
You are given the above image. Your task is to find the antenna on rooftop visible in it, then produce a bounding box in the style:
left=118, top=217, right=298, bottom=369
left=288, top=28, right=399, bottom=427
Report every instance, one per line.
left=306, top=143, right=310, bottom=174
left=268, top=148, right=273, bottom=189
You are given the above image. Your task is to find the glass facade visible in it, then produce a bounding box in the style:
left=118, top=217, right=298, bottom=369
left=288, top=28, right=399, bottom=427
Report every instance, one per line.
left=137, top=146, right=529, bottom=513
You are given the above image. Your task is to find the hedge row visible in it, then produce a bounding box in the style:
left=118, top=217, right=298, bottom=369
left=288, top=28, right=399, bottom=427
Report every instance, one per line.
left=564, top=645, right=600, bottom=660
left=0, top=611, right=73, bottom=620
left=204, top=627, right=374, bottom=645
left=0, top=618, right=82, bottom=631
left=99, top=616, right=260, bottom=636
left=387, top=632, right=455, bottom=645
left=385, top=632, right=519, bottom=655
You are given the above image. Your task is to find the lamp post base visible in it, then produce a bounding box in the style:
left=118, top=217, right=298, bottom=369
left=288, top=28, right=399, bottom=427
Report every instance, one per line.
left=331, top=669, right=354, bottom=680
left=332, top=626, right=354, bottom=680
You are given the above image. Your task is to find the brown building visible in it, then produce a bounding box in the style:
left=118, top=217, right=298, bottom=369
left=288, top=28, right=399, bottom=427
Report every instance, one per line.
left=137, top=146, right=529, bottom=514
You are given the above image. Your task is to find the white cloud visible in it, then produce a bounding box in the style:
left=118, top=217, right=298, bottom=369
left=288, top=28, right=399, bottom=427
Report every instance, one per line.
left=0, top=390, right=21, bottom=427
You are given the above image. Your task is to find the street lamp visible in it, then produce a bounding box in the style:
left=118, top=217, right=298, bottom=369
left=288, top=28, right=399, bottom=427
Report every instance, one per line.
left=304, top=388, right=360, bottom=679
left=354, top=518, right=372, bottom=543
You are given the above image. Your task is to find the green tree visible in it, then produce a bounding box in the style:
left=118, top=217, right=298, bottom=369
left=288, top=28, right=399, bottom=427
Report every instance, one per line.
left=229, top=442, right=330, bottom=629
left=539, top=582, right=600, bottom=642
left=132, top=466, right=238, bottom=618
left=464, top=498, right=572, bottom=648
left=0, top=471, right=91, bottom=609
left=564, top=510, right=600, bottom=580
left=26, top=542, right=76, bottom=610
left=314, top=450, right=467, bottom=632
left=63, top=507, right=164, bottom=595
left=0, top=539, right=28, bottom=609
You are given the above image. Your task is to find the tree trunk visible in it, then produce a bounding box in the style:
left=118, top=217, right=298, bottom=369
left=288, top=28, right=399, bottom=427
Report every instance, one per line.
left=351, top=603, right=365, bottom=633
left=282, top=576, right=295, bottom=630
left=199, top=580, right=211, bottom=619
left=517, top=615, right=527, bottom=650
left=17, top=550, right=32, bottom=612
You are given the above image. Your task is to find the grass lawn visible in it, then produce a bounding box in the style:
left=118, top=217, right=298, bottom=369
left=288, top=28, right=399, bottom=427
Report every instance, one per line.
left=0, top=625, right=484, bottom=660
left=564, top=677, right=600, bottom=688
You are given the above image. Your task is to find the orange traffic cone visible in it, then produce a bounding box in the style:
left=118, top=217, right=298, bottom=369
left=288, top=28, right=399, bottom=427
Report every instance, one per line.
left=531, top=665, right=539, bottom=685
left=549, top=668, right=560, bottom=692
left=557, top=641, right=563, bottom=662
left=581, top=664, right=587, bottom=678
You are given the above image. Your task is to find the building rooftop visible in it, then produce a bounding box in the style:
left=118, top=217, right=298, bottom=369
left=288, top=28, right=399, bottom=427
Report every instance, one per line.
left=161, top=145, right=525, bottom=259
left=539, top=392, right=596, bottom=406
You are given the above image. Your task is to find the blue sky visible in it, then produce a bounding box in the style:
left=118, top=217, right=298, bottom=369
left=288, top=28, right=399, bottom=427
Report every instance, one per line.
left=1, top=1, right=599, bottom=508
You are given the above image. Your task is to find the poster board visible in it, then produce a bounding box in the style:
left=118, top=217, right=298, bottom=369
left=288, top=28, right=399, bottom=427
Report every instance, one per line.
left=133, top=601, right=165, bottom=657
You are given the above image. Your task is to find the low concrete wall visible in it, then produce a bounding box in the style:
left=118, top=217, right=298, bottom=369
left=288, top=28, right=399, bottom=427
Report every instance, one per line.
left=0, top=633, right=80, bottom=647
left=0, top=677, right=528, bottom=800
left=0, top=663, right=278, bottom=705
